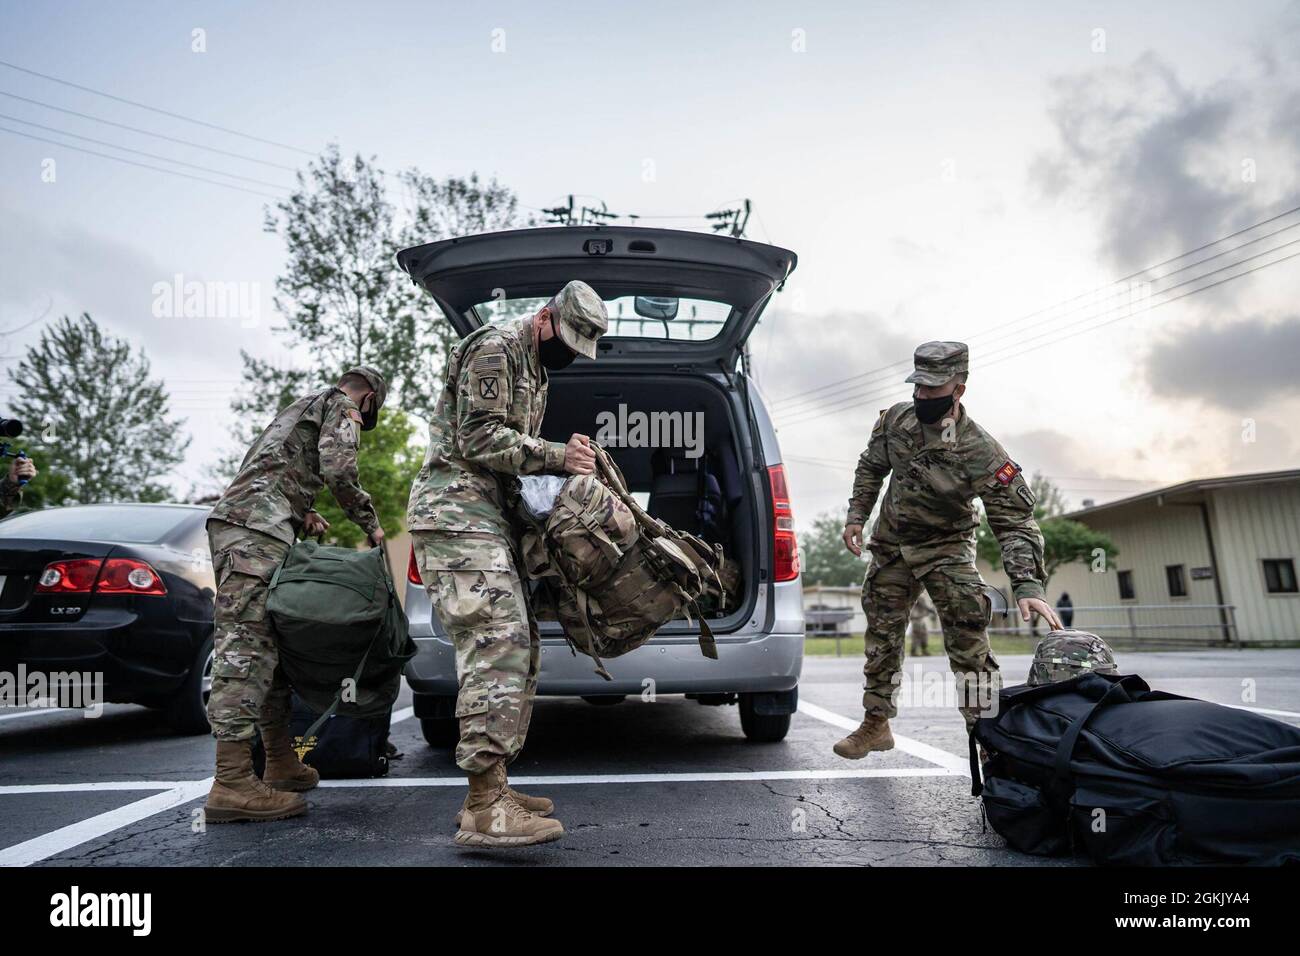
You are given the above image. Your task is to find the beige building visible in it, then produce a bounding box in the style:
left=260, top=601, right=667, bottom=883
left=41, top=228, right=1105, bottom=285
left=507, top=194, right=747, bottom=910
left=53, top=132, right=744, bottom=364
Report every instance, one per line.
left=979, top=469, right=1300, bottom=646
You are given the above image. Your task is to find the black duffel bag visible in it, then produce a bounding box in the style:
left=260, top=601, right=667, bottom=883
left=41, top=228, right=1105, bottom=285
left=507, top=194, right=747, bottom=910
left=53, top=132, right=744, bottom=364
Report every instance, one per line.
left=253, top=693, right=392, bottom=779
left=971, top=673, right=1300, bottom=865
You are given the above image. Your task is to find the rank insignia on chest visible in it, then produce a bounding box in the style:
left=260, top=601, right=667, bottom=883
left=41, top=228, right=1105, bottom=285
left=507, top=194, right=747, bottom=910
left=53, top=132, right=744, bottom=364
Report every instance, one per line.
left=995, top=460, right=1020, bottom=485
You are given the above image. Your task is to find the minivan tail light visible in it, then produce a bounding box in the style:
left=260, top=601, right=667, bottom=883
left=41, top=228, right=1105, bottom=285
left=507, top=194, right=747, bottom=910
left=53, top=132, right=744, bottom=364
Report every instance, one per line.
left=768, top=463, right=800, bottom=582
left=407, top=546, right=423, bottom=585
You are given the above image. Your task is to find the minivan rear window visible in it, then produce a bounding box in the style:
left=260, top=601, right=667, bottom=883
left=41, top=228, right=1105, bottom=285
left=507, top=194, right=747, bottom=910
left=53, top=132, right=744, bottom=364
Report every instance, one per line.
left=0, top=505, right=200, bottom=543
left=475, top=295, right=734, bottom=342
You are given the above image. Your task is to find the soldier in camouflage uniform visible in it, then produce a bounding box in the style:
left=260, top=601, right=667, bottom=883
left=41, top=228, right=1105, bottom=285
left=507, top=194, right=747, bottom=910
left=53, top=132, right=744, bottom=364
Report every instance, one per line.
left=833, top=342, right=1063, bottom=759
left=0, top=454, right=36, bottom=518
left=408, top=280, right=608, bottom=848
left=203, top=366, right=387, bottom=823
left=908, top=588, right=935, bottom=656
left=1027, top=629, right=1119, bottom=685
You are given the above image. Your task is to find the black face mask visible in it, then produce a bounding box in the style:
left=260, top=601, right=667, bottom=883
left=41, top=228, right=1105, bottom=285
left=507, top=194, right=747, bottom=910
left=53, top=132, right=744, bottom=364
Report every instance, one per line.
left=359, top=393, right=379, bottom=431
left=913, top=392, right=954, bottom=425
left=538, top=316, right=576, bottom=370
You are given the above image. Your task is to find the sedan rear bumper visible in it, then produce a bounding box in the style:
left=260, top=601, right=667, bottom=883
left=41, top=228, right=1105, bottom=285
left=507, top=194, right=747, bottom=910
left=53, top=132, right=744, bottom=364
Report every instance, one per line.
left=0, top=607, right=198, bottom=702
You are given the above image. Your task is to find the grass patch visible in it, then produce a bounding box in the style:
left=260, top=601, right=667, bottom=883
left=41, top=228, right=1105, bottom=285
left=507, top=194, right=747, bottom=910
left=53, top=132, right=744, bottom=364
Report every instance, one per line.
left=801, top=633, right=1295, bottom=657
left=804, top=633, right=1048, bottom=658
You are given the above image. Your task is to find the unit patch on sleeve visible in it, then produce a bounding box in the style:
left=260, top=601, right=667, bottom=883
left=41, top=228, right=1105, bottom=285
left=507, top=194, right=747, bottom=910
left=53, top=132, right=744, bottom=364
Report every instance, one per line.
left=468, top=350, right=507, bottom=411
left=994, top=460, right=1021, bottom=485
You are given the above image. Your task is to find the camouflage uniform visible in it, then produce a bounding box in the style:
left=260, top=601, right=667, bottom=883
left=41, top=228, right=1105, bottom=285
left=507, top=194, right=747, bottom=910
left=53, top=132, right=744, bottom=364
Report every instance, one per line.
left=908, top=588, right=935, bottom=656
left=0, top=475, right=22, bottom=518
left=847, top=342, right=1047, bottom=727
left=207, top=385, right=380, bottom=741
left=408, top=282, right=607, bottom=775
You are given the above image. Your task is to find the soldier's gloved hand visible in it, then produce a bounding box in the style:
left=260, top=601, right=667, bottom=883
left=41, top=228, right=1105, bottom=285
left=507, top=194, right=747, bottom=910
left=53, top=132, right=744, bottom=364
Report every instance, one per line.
left=1018, top=597, right=1062, bottom=630
left=368, top=526, right=386, bottom=547
left=842, top=523, right=864, bottom=557
left=303, top=511, right=330, bottom=537
left=564, top=433, right=597, bottom=475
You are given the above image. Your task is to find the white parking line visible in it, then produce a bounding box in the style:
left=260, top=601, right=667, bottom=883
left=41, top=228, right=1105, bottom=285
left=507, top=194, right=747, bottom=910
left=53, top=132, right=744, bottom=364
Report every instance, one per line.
left=0, top=702, right=93, bottom=722
left=0, top=781, right=179, bottom=795
left=1226, top=704, right=1300, bottom=719
left=0, top=699, right=965, bottom=866
left=319, top=767, right=958, bottom=787
left=796, top=700, right=971, bottom=776
left=0, top=779, right=212, bottom=868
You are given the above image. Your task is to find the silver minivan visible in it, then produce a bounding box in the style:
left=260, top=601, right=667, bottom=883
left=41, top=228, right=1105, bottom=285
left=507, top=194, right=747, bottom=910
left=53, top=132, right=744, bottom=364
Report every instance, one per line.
left=396, top=226, right=804, bottom=745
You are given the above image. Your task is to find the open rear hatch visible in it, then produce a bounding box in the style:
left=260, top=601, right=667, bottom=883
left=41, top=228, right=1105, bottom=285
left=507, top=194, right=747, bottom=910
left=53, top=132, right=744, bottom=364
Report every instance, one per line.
left=396, top=226, right=797, bottom=366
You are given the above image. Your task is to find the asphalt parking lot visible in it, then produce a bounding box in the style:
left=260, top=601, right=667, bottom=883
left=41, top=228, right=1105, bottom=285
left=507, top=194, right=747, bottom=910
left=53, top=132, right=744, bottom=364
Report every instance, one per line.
left=2, top=649, right=1297, bottom=867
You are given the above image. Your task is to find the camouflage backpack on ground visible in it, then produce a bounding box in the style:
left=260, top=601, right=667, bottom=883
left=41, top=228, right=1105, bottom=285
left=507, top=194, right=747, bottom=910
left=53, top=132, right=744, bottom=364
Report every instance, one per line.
left=520, top=445, right=731, bottom=679
left=1027, top=629, right=1119, bottom=686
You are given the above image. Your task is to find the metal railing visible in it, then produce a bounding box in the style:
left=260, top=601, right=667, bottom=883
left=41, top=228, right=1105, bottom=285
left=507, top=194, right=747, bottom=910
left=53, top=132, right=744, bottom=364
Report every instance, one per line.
left=991, top=603, right=1239, bottom=647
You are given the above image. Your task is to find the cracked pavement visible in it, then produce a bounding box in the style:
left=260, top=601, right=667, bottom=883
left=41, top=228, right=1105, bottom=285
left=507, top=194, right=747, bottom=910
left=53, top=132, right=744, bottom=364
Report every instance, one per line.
left=2, top=649, right=1296, bottom=866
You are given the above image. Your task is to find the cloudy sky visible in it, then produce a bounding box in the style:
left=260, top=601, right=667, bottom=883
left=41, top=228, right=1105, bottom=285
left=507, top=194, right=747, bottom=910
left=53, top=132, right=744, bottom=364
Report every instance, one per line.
left=1, top=0, right=1298, bottom=527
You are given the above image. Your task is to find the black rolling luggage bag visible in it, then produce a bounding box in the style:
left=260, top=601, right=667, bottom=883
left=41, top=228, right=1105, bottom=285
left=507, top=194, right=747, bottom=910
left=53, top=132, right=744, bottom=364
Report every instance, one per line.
left=972, top=673, right=1300, bottom=865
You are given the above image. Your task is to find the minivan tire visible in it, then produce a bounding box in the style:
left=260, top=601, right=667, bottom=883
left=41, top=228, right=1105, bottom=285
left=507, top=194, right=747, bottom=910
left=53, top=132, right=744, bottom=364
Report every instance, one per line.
left=739, top=692, right=792, bottom=742
left=421, top=716, right=458, bottom=748
left=165, top=634, right=214, bottom=735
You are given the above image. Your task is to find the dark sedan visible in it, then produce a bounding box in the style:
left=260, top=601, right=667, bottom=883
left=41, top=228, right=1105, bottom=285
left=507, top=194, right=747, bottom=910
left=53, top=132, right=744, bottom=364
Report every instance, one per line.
left=0, top=503, right=216, bottom=733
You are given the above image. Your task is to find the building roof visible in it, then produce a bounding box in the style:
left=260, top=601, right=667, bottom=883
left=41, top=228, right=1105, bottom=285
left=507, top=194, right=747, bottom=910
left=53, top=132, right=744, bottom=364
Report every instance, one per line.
left=1065, top=468, right=1300, bottom=520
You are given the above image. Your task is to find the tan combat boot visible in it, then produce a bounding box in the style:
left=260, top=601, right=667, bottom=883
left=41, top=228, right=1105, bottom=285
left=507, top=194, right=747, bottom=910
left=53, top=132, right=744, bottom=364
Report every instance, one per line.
left=453, top=763, right=553, bottom=827
left=832, top=714, right=895, bottom=759
left=454, top=763, right=564, bottom=848
left=204, top=740, right=308, bottom=823
left=260, top=722, right=320, bottom=792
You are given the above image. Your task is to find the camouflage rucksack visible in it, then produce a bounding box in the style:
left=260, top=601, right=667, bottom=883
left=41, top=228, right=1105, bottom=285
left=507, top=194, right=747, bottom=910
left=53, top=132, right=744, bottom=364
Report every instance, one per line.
left=520, top=445, right=729, bottom=679
left=1027, top=629, right=1119, bottom=686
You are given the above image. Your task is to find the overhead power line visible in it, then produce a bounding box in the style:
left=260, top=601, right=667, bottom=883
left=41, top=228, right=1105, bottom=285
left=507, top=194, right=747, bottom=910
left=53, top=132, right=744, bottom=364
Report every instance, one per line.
left=776, top=242, right=1300, bottom=428
left=0, top=59, right=314, bottom=155
left=0, top=125, right=284, bottom=199
left=769, top=202, right=1300, bottom=411
left=0, top=90, right=301, bottom=171
left=0, top=113, right=291, bottom=189
left=774, top=217, right=1300, bottom=416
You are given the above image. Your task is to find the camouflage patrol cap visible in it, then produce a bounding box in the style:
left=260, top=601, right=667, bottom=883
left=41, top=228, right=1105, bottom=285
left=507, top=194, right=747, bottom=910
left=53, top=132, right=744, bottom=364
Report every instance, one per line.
left=342, top=365, right=387, bottom=410
left=548, top=280, right=609, bottom=360
left=1027, top=629, right=1120, bottom=686
left=905, top=341, right=969, bottom=386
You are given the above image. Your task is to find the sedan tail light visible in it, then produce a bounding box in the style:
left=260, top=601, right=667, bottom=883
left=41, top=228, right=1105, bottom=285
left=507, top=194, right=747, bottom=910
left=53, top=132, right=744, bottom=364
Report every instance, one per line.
left=768, top=463, right=800, bottom=582
left=95, top=558, right=167, bottom=595
left=407, top=546, right=423, bottom=585
left=36, top=557, right=167, bottom=596
left=37, top=558, right=103, bottom=593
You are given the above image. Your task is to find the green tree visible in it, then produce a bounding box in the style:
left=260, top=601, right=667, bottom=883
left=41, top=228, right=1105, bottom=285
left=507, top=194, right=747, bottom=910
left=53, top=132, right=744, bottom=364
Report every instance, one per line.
left=255, top=146, right=529, bottom=423
left=799, top=510, right=868, bottom=586
left=310, top=408, right=423, bottom=548
left=978, top=472, right=1117, bottom=585
left=7, top=314, right=189, bottom=506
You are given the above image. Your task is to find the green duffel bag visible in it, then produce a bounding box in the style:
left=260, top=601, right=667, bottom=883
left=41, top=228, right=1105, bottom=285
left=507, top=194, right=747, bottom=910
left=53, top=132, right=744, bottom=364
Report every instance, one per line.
left=266, top=541, right=415, bottom=741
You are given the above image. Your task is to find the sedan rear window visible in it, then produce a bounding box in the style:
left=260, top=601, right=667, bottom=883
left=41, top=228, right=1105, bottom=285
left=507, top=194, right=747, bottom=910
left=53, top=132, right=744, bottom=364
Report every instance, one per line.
left=0, top=505, right=201, bottom=543
left=475, top=295, right=734, bottom=342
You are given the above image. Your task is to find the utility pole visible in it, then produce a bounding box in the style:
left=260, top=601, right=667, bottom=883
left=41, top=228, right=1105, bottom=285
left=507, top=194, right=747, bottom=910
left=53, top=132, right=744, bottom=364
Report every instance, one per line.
left=705, top=198, right=752, bottom=238
left=541, top=195, right=576, bottom=225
